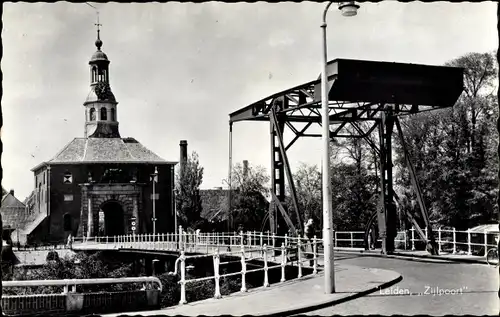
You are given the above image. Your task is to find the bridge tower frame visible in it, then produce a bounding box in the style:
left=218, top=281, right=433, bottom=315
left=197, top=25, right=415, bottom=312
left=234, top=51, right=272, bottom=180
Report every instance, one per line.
left=228, top=58, right=464, bottom=255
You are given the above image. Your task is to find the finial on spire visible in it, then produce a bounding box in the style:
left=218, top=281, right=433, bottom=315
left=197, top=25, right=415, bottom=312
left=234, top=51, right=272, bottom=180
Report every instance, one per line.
left=94, top=11, right=103, bottom=50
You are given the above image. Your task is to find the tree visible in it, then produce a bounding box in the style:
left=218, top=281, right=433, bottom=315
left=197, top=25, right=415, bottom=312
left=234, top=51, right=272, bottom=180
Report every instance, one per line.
left=175, top=152, right=204, bottom=230
left=394, top=51, right=498, bottom=229
left=291, top=163, right=322, bottom=230
left=229, top=162, right=270, bottom=231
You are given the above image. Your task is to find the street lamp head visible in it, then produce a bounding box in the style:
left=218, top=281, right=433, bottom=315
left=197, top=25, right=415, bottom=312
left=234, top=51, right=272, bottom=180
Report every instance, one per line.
left=338, top=2, right=359, bottom=17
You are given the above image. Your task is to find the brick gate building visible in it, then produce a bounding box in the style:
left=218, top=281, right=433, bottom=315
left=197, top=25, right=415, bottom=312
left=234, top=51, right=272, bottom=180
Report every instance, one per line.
left=22, top=27, right=177, bottom=244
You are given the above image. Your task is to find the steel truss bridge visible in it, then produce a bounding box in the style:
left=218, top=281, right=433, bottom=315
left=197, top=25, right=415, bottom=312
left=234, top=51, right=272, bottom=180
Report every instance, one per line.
left=228, top=58, right=464, bottom=255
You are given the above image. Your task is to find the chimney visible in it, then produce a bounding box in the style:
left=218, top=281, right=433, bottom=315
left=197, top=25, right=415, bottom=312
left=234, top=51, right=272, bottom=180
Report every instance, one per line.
left=243, top=160, right=249, bottom=180
left=179, top=140, right=188, bottom=178
left=9, top=189, right=14, bottom=196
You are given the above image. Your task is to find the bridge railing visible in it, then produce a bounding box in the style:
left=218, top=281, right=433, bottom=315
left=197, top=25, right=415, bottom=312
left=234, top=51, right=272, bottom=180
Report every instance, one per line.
left=68, top=226, right=498, bottom=258
left=169, top=237, right=321, bottom=305
left=3, top=276, right=162, bottom=293
left=408, top=227, right=499, bottom=256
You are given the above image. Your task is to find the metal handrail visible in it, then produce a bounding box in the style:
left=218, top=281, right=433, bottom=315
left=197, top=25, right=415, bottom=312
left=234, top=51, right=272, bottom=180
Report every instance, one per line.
left=61, top=226, right=500, bottom=258
left=3, top=276, right=163, bottom=292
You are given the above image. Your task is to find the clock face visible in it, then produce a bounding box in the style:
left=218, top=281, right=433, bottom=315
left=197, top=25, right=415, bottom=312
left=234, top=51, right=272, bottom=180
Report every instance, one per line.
left=95, top=82, right=109, bottom=100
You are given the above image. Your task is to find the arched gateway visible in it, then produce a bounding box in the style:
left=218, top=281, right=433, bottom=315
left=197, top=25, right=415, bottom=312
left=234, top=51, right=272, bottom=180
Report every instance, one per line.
left=78, top=183, right=143, bottom=238
left=99, top=200, right=125, bottom=236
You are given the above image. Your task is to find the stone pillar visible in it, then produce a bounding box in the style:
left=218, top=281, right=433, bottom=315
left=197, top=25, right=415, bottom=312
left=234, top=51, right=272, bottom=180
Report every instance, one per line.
left=87, top=196, right=93, bottom=238
left=133, top=196, right=139, bottom=234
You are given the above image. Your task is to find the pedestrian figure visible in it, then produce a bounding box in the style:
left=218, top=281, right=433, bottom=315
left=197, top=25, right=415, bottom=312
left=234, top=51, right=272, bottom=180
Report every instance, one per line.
left=66, top=233, right=73, bottom=249
left=369, top=227, right=376, bottom=250
left=304, top=219, right=315, bottom=266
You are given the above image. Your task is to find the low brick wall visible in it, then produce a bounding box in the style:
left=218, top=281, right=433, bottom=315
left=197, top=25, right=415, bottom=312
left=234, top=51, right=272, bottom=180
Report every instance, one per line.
left=2, top=290, right=160, bottom=316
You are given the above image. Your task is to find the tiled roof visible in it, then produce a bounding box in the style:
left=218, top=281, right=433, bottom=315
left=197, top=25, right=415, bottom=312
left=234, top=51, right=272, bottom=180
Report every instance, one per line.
left=1, top=192, right=29, bottom=230
left=33, top=137, right=174, bottom=170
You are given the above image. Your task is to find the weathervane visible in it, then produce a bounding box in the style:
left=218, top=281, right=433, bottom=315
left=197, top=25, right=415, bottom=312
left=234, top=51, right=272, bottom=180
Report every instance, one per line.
left=95, top=11, right=101, bottom=39
left=86, top=2, right=102, bottom=49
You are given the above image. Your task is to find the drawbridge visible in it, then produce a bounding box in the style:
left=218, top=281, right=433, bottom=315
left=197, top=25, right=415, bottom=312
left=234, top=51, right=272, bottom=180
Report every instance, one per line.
left=228, top=58, right=464, bottom=255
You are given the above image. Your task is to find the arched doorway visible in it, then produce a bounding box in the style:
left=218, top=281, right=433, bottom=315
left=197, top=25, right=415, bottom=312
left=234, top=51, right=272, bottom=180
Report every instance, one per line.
left=100, top=201, right=125, bottom=236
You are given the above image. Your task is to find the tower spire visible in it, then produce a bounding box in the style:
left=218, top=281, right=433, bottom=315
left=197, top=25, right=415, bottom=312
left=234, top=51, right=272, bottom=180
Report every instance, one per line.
left=95, top=11, right=102, bottom=50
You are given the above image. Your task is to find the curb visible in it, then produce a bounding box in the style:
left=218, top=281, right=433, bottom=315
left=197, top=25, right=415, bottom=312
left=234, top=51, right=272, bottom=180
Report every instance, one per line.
left=262, top=273, right=403, bottom=317
left=334, top=249, right=488, bottom=265
left=392, top=252, right=487, bottom=264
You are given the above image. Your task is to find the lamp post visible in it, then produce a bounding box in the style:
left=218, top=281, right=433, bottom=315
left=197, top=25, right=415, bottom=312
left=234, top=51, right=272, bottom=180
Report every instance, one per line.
left=151, top=166, right=158, bottom=236
left=321, top=1, right=359, bottom=294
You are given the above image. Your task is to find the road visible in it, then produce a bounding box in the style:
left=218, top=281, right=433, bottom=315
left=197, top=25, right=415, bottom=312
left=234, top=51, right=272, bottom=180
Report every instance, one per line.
left=303, top=254, right=498, bottom=315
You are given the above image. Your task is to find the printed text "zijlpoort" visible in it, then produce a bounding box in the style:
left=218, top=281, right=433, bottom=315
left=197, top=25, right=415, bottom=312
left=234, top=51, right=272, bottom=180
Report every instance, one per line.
left=380, top=285, right=468, bottom=296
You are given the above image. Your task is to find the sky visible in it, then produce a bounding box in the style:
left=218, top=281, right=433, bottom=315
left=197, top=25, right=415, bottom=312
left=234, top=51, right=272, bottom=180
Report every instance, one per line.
left=1, top=2, right=498, bottom=200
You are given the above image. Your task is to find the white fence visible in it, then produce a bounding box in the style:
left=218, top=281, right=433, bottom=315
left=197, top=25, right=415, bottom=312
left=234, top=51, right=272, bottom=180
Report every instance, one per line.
left=55, top=225, right=500, bottom=258
left=168, top=237, right=320, bottom=305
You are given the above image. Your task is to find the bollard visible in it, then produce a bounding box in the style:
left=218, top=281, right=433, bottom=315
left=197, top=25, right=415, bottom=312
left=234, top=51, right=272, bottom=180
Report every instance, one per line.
left=467, top=229, right=471, bottom=255
left=213, top=249, right=222, bottom=299
left=179, top=251, right=187, bottom=305
left=280, top=243, right=286, bottom=283
left=263, top=244, right=270, bottom=287
left=297, top=238, right=302, bottom=278
left=313, top=236, right=318, bottom=275
left=452, top=227, right=456, bottom=254
left=350, top=232, right=354, bottom=248
left=240, top=244, right=247, bottom=292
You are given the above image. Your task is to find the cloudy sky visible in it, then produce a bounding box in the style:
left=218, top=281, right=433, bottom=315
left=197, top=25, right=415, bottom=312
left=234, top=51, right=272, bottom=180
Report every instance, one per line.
left=2, top=2, right=497, bottom=200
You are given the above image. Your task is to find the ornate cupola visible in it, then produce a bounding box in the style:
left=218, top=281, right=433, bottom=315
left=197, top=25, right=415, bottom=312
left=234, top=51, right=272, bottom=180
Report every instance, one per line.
left=83, top=19, right=120, bottom=138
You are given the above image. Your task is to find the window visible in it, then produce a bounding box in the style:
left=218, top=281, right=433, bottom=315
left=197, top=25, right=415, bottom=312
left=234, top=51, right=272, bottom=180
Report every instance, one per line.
left=100, top=107, right=107, bottom=120
left=110, top=108, right=115, bottom=121
left=63, top=213, right=72, bottom=232
left=90, top=108, right=96, bottom=121
left=63, top=172, right=72, bottom=184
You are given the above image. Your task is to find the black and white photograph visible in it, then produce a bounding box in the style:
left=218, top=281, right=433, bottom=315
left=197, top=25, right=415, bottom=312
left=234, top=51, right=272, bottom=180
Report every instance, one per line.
left=1, top=1, right=499, bottom=316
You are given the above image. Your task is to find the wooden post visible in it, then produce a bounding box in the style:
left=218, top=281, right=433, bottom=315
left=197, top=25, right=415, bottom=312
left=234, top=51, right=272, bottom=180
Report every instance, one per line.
left=452, top=227, right=456, bottom=254
left=297, top=238, right=302, bottom=278
left=280, top=243, right=286, bottom=283
left=213, top=249, right=222, bottom=299
left=484, top=230, right=488, bottom=257
left=263, top=244, right=270, bottom=287
left=438, top=228, right=442, bottom=253
left=467, top=229, right=472, bottom=255
left=313, top=235, right=318, bottom=275
left=241, top=244, right=247, bottom=292
left=179, top=251, right=187, bottom=305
